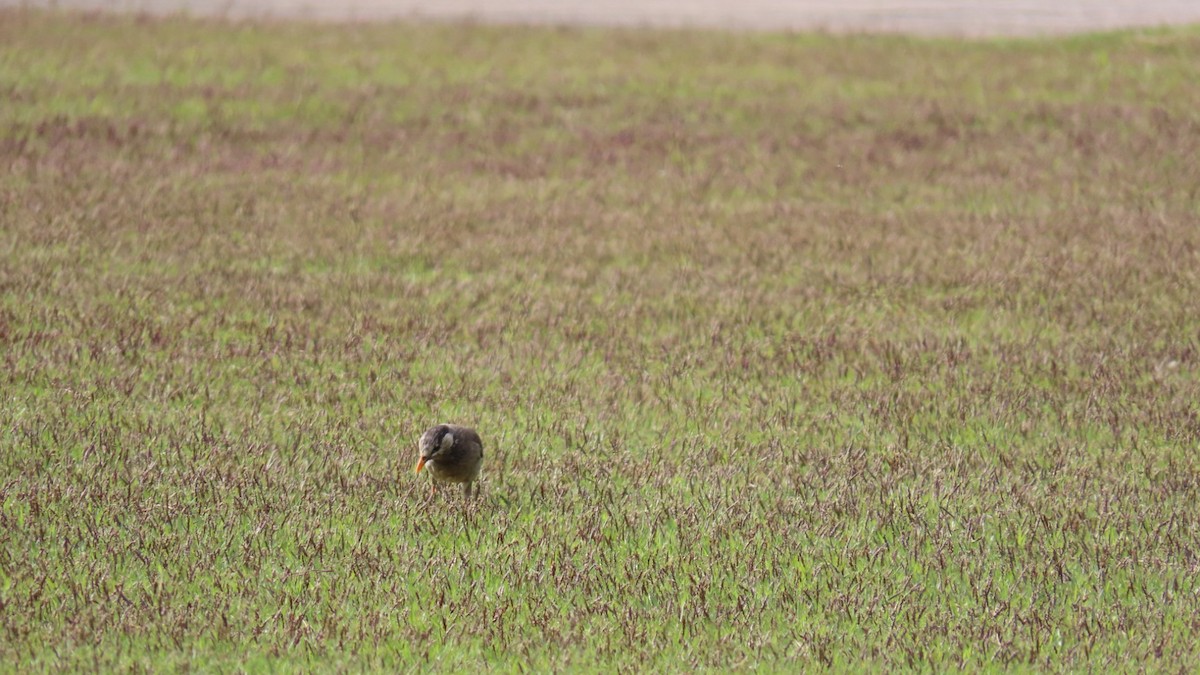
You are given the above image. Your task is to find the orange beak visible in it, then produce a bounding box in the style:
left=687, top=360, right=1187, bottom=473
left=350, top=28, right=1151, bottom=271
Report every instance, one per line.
left=415, top=457, right=427, bottom=474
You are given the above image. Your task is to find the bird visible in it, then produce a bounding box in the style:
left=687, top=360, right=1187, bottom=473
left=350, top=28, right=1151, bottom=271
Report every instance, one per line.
left=415, top=423, right=484, bottom=498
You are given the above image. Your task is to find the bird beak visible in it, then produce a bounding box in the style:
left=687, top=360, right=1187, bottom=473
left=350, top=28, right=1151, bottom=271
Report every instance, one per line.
left=415, top=457, right=427, bottom=473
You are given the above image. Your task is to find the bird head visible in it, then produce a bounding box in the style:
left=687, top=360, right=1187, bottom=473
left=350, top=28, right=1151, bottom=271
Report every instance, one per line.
left=415, top=424, right=455, bottom=473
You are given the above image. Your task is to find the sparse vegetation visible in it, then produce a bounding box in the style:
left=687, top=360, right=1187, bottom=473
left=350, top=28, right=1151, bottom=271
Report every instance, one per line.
left=2, top=8, right=1200, bottom=670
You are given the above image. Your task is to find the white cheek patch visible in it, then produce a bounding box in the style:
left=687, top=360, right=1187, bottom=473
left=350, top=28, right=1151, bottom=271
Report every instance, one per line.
left=440, top=433, right=454, bottom=451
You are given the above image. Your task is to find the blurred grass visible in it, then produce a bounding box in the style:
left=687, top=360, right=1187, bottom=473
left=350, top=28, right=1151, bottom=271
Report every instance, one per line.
left=2, top=8, right=1200, bottom=671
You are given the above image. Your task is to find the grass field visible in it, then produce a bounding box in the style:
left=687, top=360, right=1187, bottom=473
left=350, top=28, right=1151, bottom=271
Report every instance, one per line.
left=3, top=8, right=1200, bottom=670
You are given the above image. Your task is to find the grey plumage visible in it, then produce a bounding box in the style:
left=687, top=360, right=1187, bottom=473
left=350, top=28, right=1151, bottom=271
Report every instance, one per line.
left=416, top=423, right=484, bottom=497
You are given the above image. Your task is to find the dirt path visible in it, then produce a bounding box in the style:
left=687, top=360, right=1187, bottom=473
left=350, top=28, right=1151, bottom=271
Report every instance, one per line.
left=14, top=0, right=1200, bottom=35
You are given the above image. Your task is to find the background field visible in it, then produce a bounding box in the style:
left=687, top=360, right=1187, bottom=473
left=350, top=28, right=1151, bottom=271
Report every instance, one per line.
left=2, top=9, right=1200, bottom=670
left=15, top=0, right=1200, bottom=36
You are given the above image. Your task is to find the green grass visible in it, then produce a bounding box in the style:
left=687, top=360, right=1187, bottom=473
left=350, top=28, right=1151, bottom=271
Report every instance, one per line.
left=3, top=8, right=1200, bottom=670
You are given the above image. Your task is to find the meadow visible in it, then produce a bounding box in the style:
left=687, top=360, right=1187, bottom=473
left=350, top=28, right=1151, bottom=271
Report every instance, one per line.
left=2, top=8, right=1200, bottom=670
